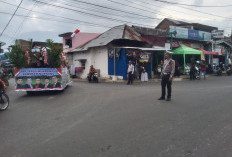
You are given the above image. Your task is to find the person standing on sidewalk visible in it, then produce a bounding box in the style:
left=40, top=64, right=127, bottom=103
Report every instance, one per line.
left=127, top=61, right=134, bottom=85
left=200, top=60, right=206, bottom=80
left=158, top=51, right=175, bottom=101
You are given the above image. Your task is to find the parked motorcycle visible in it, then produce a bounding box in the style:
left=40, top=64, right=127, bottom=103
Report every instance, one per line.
left=216, top=66, right=222, bottom=76
left=0, top=79, right=9, bottom=111
left=195, top=66, right=200, bottom=79
left=226, top=66, right=232, bottom=76
left=206, top=64, right=213, bottom=74
left=87, top=72, right=99, bottom=83
left=185, top=65, right=190, bottom=75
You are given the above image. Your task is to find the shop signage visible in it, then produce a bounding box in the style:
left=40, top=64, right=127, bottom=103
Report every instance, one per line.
left=199, top=31, right=211, bottom=41
left=214, top=47, right=223, bottom=55
left=140, top=54, right=150, bottom=63
left=108, top=48, right=120, bottom=59
left=188, top=29, right=199, bottom=40
left=169, top=26, right=188, bottom=39
left=169, top=26, right=211, bottom=41
left=212, top=30, right=224, bottom=39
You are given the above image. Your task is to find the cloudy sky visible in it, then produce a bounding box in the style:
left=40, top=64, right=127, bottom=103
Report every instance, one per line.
left=0, top=0, right=232, bottom=51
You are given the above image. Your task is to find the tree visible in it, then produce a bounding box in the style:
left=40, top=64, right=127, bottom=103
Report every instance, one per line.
left=8, top=43, right=27, bottom=69
left=46, top=39, right=62, bottom=68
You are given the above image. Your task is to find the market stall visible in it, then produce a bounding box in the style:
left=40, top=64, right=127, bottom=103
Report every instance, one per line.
left=172, top=46, right=202, bottom=74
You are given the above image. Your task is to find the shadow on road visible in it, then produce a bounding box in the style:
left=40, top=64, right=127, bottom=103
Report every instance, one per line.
left=23, top=86, right=71, bottom=97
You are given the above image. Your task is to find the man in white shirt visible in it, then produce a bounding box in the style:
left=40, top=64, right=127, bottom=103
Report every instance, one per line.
left=127, top=61, right=134, bottom=85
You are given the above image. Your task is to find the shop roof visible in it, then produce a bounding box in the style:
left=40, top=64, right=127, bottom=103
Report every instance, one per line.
left=68, top=33, right=101, bottom=50
left=215, top=40, right=232, bottom=48
left=131, top=25, right=168, bottom=36
left=58, top=32, right=72, bottom=37
left=71, top=25, right=144, bottom=52
left=191, top=23, right=217, bottom=32
left=156, top=18, right=218, bottom=32
left=116, top=46, right=168, bottom=51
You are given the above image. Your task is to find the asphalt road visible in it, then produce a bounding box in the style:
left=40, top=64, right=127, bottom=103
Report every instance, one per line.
left=0, top=76, right=232, bottom=157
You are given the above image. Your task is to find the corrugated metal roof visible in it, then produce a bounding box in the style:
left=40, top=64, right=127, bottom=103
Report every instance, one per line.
left=58, top=32, right=72, bottom=37
left=215, top=40, right=232, bottom=48
left=116, top=46, right=167, bottom=51
left=132, top=25, right=168, bottom=36
left=71, top=25, right=144, bottom=52
left=166, top=18, right=189, bottom=25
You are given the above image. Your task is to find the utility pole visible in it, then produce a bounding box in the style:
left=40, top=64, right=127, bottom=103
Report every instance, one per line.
left=211, top=40, right=214, bottom=66
left=169, top=31, right=177, bottom=50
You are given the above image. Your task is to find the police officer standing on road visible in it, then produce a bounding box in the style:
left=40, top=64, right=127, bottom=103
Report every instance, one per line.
left=158, top=51, right=175, bottom=101
left=127, top=61, right=134, bottom=85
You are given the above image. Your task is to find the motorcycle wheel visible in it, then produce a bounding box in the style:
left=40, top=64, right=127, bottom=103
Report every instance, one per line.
left=0, top=93, right=9, bottom=111
left=95, top=78, right=99, bottom=83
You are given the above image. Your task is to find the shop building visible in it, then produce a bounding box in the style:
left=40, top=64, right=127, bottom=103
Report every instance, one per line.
left=66, top=25, right=153, bottom=80
left=155, top=18, right=222, bottom=69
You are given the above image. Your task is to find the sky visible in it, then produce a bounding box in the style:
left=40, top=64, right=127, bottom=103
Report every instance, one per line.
left=0, top=0, right=232, bottom=51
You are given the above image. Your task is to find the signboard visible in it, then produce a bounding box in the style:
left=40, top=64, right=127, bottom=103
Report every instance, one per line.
left=140, top=54, right=150, bottom=63
left=215, top=47, right=223, bottom=55
left=199, top=31, right=211, bottom=41
left=15, top=68, right=63, bottom=91
left=169, top=26, right=211, bottom=41
left=108, top=48, right=120, bottom=59
left=169, top=26, right=188, bottom=39
left=188, top=29, right=199, bottom=40
left=212, top=30, right=224, bottom=39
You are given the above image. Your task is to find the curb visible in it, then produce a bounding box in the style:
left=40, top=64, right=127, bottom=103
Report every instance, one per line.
left=72, top=78, right=184, bottom=83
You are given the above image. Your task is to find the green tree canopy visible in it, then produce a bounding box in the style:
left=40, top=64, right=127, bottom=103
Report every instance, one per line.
left=46, top=39, right=62, bottom=68
left=8, top=44, right=27, bottom=69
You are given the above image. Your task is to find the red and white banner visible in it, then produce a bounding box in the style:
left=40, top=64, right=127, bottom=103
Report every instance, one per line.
left=42, top=49, right=48, bottom=64
left=62, top=52, right=66, bottom=59
left=71, top=28, right=80, bottom=37
left=25, top=51, right=30, bottom=65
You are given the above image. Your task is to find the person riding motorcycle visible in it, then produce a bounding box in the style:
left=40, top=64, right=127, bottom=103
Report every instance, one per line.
left=88, top=65, right=98, bottom=82
left=0, top=61, right=9, bottom=86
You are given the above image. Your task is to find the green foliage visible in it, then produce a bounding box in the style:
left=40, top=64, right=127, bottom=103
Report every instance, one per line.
left=8, top=44, right=27, bottom=69
left=46, top=39, right=62, bottom=68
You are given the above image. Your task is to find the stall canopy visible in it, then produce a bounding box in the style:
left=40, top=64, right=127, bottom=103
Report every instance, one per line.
left=172, top=46, right=202, bottom=55
left=172, top=46, right=202, bottom=74
left=198, top=49, right=218, bottom=55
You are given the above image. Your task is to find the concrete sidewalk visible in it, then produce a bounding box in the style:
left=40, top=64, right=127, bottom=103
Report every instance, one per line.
left=71, top=73, right=223, bottom=83
left=72, top=76, right=187, bottom=83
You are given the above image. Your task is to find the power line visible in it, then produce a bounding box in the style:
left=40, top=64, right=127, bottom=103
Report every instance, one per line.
left=44, top=0, right=152, bottom=20
left=34, top=0, right=161, bottom=21
left=106, top=0, right=173, bottom=19
left=0, top=0, right=24, bottom=38
left=32, top=0, right=156, bottom=27
left=105, top=0, right=232, bottom=30
left=0, top=11, right=112, bottom=28
left=180, top=4, right=232, bottom=20
left=124, top=0, right=219, bottom=21
left=151, top=0, right=232, bottom=8
left=3, top=0, right=231, bottom=29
